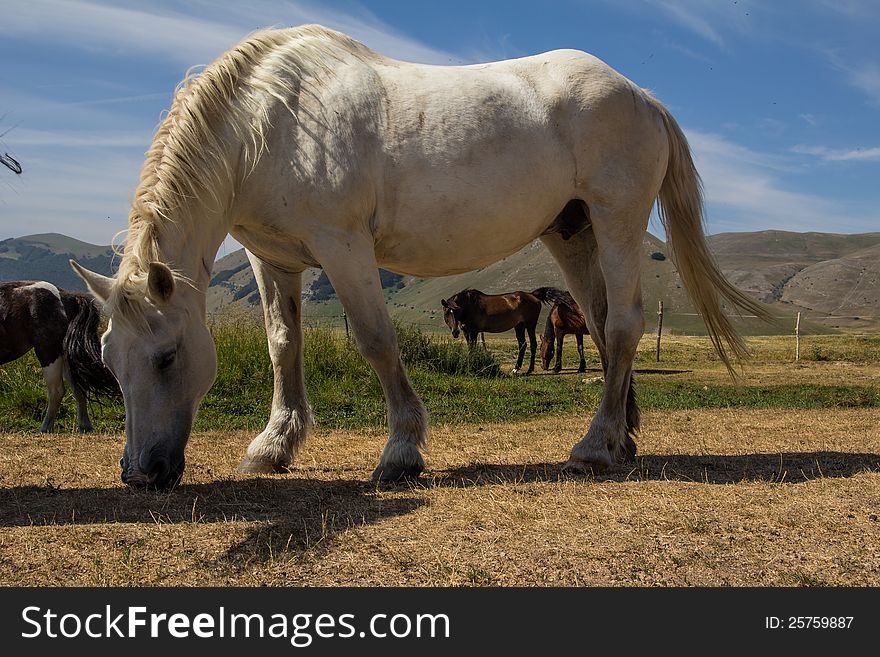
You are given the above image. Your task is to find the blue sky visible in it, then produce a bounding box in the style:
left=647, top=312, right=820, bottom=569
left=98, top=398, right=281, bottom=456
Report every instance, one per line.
left=1, top=0, right=878, bottom=253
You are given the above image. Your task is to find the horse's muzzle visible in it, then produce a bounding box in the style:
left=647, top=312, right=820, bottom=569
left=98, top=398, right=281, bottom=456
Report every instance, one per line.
left=121, top=455, right=184, bottom=490
left=452, top=328, right=460, bottom=339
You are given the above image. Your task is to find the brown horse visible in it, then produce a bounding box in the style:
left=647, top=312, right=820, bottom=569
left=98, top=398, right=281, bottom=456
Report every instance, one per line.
left=441, top=287, right=563, bottom=374
left=540, top=291, right=590, bottom=373
left=0, top=281, right=119, bottom=432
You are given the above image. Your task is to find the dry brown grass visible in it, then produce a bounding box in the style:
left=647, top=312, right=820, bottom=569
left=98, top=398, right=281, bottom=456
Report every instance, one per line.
left=1, top=407, right=878, bottom=587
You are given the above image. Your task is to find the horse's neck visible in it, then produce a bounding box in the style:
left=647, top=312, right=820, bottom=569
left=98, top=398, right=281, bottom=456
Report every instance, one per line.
left=156, top=220, right=229, bottom=293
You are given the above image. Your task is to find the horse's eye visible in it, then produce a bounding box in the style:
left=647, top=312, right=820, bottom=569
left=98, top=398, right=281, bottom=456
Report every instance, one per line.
left=156, top=350, right=177, bottom=370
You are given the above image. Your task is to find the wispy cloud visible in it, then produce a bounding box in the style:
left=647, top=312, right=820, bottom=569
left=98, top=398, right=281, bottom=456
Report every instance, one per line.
left=825, top=50, right=880, bottom=106
left=6, top=129, right=149, bottom=148
left=791, top=144, right=880, bottom=161
left=606, top=0, right=758, bottom=50
left=0, top=152, right=142, bottom=244
left=657, top=1, right=725, bottom=48
left=67, top=93, right=173, bottom=108
left=799, top=113, right=818, bottom=126
left=688, top=129, right=877, bottom=233
left=5, top=0, right=244, bottom=68
left=5, top=0, right=461, bottom=67
left=844, top=62, right=880, bottom=106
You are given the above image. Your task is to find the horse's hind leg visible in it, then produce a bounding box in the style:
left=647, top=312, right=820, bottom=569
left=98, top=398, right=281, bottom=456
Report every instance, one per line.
left=526, top=323, right=537, bottom=374
left=238, top=255, right=314, bottom=474
left=39, top=358, right=65, bottom=433
left=541, top=206, right=644, bottom=470
left=575, top=334, right=587, bottom=373
left=316, top=241, right=427, bottom=482
left=512, top=324, right=527, bottom=374
left=63, top=359, right=93, bottom=432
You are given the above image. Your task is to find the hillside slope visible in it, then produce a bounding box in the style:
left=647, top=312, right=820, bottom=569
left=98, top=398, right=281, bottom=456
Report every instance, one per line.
left=0, top=233, right=115, bottom=291
left=3, top=229, right=876, bottom=334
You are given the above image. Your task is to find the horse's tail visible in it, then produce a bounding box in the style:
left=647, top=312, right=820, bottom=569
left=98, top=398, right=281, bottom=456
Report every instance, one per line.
left=61, top=292, right=120, bottom=399
left=531, top=286, right=573, bottom=308
left=648, top=94, right=775, bottom=374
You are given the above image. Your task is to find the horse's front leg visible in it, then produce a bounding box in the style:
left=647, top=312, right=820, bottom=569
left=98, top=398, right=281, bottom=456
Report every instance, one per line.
left=38, top=358, right=65, bottom=433
left=525, top=323, right=537, bottom=374
left=575, top=334, right=587, bottom=373
left=465, top=328, right=479, bottom=349
left=238, top=253, right=314, bottom=474
left=317, top=240, right=428, bottom=482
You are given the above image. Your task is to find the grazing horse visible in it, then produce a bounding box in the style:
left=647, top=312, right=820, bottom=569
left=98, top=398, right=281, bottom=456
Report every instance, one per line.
left=70, top=25, right=768, bottom=488
left=0, top=281, right=118, bottom=432
left=539, top=291, right=590, bottom=373
left=440, top=287, right=561, bottom=374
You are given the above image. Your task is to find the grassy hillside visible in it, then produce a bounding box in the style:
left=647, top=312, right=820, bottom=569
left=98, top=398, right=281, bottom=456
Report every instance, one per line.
left=707, top=230, right=880, bottom=330
left=0, top=233, right=115, bottom=291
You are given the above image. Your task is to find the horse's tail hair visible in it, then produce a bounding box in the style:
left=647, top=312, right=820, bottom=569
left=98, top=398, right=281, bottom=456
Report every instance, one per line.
left=648, top=94, right=776, bottom=375
left=531, top=286, right=573, bottom=308
left=61, top=293, right=120, bottom=400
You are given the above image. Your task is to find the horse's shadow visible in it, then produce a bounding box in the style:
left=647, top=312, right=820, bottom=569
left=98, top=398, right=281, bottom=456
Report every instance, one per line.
left=0, top=477, right=424, bottom=569
left=2, top=450, right=877, bottom=571
left=432, top=451, right=880, bottom=487
left=538, top=367, right=692, bottom=376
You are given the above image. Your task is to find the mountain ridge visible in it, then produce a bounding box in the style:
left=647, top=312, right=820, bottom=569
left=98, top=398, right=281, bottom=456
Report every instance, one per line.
left=3, top=229, right=878, bottom=333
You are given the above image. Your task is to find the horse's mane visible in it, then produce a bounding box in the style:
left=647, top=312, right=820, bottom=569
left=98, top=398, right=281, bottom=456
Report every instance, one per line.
left=452, top=288, right=484, bottom=305
left=108, top=25, right=376, bottom=327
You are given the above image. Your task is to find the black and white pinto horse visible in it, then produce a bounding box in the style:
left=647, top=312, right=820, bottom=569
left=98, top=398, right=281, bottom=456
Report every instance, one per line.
left=0, top=281, right=119, bottom=432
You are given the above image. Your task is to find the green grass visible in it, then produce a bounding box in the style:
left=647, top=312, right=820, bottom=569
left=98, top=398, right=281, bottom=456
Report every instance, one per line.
left=1, top=323, right=878, bottom=434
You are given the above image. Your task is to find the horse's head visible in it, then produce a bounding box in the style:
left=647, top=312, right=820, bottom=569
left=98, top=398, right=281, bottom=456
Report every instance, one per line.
left=440, top=296, right=462, bottom=338
left=539, top=334, right=554, bottom=370
left=72, top=260, right=216, bottom=489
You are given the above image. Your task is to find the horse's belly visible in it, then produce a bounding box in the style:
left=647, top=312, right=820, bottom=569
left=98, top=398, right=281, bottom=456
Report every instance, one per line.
left=374, top=205, right=556, bottom=277
left=374, top=146, right=572, bottom=276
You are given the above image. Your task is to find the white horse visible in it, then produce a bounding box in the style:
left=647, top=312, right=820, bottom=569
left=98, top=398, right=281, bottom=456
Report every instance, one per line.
left=72, top=25, right=767, bottom=488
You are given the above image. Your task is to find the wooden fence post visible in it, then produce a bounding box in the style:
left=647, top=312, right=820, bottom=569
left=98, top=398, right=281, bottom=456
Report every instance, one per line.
left=795, top=311, right=801, bottom=361
left=655, top=300, right=664, bottom=363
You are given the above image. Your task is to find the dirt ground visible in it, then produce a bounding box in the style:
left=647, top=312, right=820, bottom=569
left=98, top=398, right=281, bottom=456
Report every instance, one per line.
left=1, top=406, right=878, bottom=586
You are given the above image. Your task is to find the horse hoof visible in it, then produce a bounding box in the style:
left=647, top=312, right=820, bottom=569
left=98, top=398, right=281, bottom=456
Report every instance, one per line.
left=370, top=463, right=423, bottom=484
left=562, top=456, right=611, bottom=476
left=237, top=455, right=289, bottom=474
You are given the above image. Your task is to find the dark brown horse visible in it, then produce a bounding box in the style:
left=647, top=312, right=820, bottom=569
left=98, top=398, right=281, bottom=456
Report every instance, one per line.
left=0, top=281, right=119, bottom=432
left=440, top=287, right=563, bottom=374
left=540, top=291, right=590, bottom=373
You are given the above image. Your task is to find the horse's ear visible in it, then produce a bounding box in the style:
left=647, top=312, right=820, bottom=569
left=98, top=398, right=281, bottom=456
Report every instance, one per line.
left=147, top=262, right=175, bottom=303
left=70, top=260, right=113, bottom=303
left=441, top=299, right=449, bottom=308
